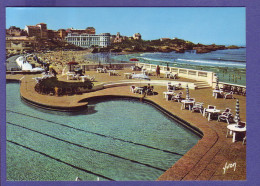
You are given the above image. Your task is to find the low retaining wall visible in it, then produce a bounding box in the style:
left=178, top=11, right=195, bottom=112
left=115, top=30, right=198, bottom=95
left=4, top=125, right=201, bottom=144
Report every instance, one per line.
left=21, top=96, right=88, bottom=112
left=103, top=80, right=197, bottom=89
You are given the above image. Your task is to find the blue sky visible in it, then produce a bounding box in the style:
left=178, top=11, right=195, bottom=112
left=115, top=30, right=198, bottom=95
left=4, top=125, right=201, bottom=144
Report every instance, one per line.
left=6, top=7, right=245, bottom=45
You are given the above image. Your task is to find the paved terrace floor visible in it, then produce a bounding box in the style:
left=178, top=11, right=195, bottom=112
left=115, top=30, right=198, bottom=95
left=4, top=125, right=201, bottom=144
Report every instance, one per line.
left=6, top=68, right=246, bottom=181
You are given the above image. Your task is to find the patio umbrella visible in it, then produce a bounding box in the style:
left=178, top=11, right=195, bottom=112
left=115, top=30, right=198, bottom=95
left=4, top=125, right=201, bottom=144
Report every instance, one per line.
left=186, top=84, right=190, bottom=100
left=235, top=99, right=240, bottom=124
left=130, top=58, right=139, bottom=61
left=215, top=75, right=219, bottom=90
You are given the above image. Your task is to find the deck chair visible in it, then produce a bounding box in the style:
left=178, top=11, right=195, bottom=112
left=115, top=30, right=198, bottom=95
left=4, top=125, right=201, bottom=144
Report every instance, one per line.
left=171, top=92, right=183, bottom=102
left=167, top=85, right=175, bottom=92
left=130, top=85, right=136, bottom=93
left=89, top=76, right=95, bottom=81
left=218, top=108, right=233, bottom=124
left=175, top=83, right=182, bottom=90
left=191, top=102, right=204, bottom=114
left=242, top=135, right=246, bottom=145
left=238, top=121, right=246, bottom=128
left=224, top=91, right=234, bottom=99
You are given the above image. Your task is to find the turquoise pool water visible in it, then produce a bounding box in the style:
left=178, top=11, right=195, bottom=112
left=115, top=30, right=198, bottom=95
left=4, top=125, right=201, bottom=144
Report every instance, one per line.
left=6, top=82, right=200, bottom=181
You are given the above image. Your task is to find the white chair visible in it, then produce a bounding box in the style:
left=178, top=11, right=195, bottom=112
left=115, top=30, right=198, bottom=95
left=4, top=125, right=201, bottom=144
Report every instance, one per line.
left=218, top=108, right=234, bottom=124
left=242, top=135, right=246, bottom=145
left=171, top=92, right=183, bottom=102
left=170, top=73, right=178, bottom=79
left=130, top=85, right=136, bottom=93
left=224, top=91, right=234, bottom=99
left=191, top=102, right=204, bottom=114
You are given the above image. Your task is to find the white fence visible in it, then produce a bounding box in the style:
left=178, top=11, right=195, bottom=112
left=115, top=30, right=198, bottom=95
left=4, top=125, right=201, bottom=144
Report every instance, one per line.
left=137, top=63, right=216, bottom=86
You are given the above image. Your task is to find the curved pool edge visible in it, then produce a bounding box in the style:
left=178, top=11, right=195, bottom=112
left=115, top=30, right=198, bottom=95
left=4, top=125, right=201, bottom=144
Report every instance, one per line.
left=77, top=94, right=219, bottom=181
left=82, top=95, right=203, bottom=138
left=8, top=78, right=223, bottom=180
left=20, top=95, right=88, bottom=112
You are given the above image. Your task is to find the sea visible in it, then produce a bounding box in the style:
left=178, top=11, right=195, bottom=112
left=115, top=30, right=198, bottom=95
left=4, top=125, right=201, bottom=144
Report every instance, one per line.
left=84, top=48, right=246, bottom=85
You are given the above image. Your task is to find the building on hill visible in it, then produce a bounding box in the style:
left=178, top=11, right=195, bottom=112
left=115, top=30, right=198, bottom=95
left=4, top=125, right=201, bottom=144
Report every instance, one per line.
left=25, top=23, right=48, bottom=39
left=133, top=33, right=141, bottom=40
left=47, top=30, right=60, bottom=39
left=113, top=32, right=128, bottom=43
left=6, top=26, right=27, bottom=37
left=65, top=32, right=111, bottom=48
left=24, top=23, right=68, bottom=40
left=86, top=27, right=96, bottom=34
left=58, top=29, right=67, bottom=39
left=160, top=38, right=171, bottom=41
left=66, top=27, right=96, bottom=35
left=24, top=25, right=41, bottom=38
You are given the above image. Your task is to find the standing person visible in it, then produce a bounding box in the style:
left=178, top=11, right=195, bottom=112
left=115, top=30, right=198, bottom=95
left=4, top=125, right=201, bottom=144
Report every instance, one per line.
left=156, top=65, right=160, bottom=78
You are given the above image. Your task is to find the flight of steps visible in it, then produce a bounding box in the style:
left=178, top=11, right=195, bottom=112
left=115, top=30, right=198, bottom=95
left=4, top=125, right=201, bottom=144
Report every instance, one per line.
left=194, top=81, right=211, bottom=89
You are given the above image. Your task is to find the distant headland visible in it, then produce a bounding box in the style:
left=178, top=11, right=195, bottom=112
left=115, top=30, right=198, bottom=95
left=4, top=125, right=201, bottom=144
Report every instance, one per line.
left=94, top=38, right=244, bottom=54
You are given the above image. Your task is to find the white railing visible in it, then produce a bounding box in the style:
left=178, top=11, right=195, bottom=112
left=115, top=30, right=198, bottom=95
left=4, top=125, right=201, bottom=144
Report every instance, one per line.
left=137, top=63, right=215, bottom=86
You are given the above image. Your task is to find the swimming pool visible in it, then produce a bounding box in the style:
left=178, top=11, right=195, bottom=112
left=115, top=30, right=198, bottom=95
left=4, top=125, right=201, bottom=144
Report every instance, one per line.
left=6, top=82, right=200, bottom=181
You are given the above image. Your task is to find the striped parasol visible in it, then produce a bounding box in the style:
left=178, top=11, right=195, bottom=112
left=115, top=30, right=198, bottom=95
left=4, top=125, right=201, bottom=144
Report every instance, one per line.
left=215, top=75, right=219, bottom=90
left=235, top=99, right=240, bottom=124
left=186, top=84, right=190, bottom=100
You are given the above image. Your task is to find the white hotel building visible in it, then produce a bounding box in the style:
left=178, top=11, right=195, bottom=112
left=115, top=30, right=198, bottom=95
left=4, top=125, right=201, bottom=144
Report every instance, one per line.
left=65, top=32, right=111, bottom=48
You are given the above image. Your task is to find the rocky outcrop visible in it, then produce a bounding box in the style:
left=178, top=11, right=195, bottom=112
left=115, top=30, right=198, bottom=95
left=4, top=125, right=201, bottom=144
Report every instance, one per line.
left=194, top=44, right=226, bottom=53
left=104, top=39, right=243, bottom=54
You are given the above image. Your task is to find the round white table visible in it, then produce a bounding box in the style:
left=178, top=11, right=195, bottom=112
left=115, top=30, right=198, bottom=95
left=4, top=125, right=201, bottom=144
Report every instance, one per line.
left=227, top=124, right=246, bottom=143
left=96, top=68, right=103, bottom=73
left=204, top=109, right=221, bottom=121
left=163, top=91, right=175, bottom=101
left=212, top=89, right=223, bottom=98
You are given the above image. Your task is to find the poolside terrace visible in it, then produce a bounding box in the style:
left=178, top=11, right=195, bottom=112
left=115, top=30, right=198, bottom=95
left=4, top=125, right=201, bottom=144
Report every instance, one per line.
left=6, top=67, right=246, bottom=180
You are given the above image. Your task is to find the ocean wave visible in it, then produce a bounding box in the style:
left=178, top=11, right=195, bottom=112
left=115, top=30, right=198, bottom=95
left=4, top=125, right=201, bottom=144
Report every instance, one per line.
left=140, top=52, right=159, bottom=56
left=141, top=57, right=173, bottom=63
left=207, top=58, right=246, bottom=63
left=139, top=56, right=246, bottom=67
left=177, top=58, right=246, bottom=67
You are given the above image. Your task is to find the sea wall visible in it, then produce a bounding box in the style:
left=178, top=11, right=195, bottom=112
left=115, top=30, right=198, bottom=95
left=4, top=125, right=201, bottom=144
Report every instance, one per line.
left=137, top=63, right=215, bottom=86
